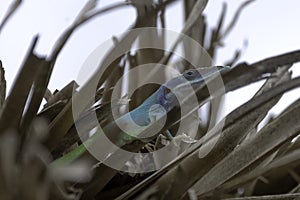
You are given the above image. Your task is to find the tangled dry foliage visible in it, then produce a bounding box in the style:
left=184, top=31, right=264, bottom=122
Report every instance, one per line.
left=1, top=0, right=300, bottom=199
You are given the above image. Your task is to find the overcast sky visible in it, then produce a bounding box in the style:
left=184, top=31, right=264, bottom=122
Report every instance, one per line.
left=0, top=0, right=300, bottom=117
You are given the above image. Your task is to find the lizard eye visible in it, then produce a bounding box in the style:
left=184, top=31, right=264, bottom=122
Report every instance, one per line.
left=186, top=71, right=194, bottom=76
left=183, top=70, right=199, bottom=80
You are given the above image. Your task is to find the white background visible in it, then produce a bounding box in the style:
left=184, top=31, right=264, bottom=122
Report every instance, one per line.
left=0, top=0, right=299, bottom=117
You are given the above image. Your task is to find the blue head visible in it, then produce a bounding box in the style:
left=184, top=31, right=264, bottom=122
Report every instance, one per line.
left=155, top=66, right=228, bottom=110
left=130, top=66, right=229, bottom=126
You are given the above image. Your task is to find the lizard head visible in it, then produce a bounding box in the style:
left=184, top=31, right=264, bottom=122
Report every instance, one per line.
left=157, top=66, right=230, bottom=111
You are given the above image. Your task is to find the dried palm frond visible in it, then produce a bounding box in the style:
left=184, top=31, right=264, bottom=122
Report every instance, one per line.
left=1, top=0, right=300, bottom=200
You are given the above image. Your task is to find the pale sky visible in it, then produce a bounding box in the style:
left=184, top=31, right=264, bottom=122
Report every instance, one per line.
left=0, top=0, right=300, bottom=117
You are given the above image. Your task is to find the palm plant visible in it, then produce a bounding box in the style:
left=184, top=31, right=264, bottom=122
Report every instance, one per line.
left=1, top=0, right=300, bottom=200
